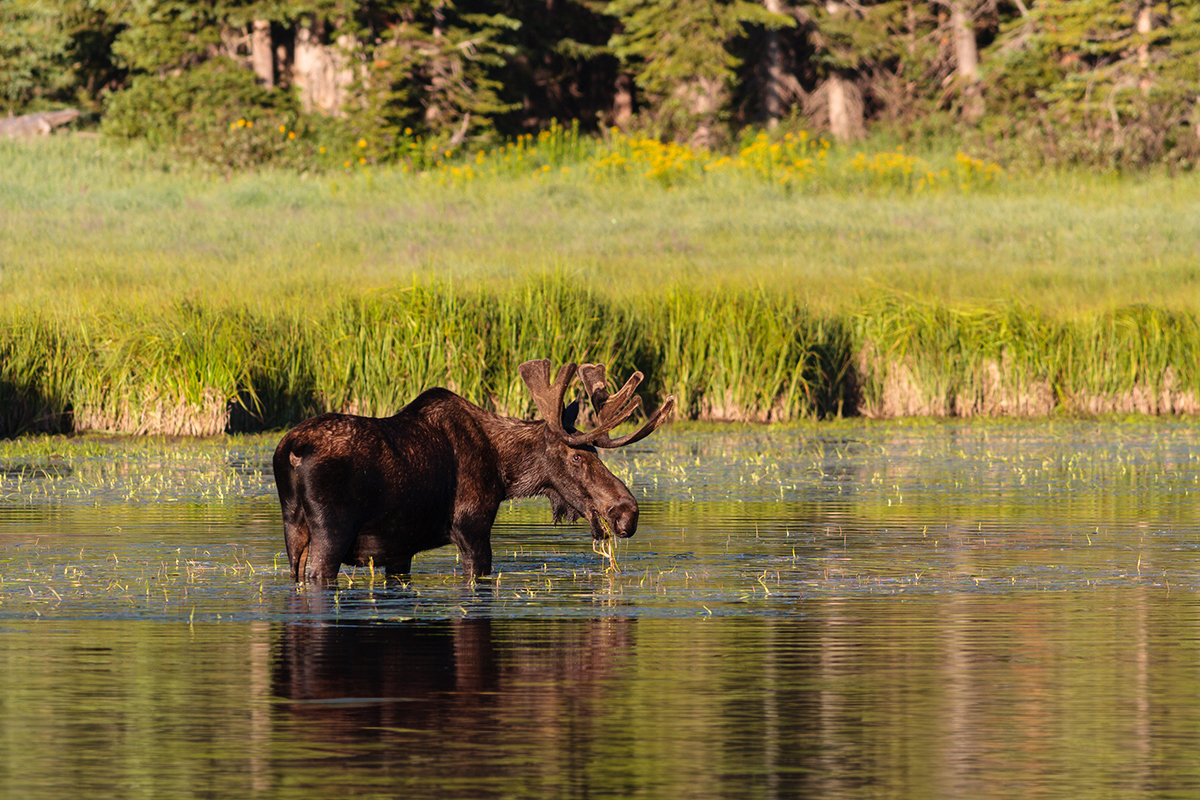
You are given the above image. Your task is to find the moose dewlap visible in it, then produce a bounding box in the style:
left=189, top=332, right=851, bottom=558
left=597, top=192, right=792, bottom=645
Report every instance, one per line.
left=272, top=359, right=675, bottom=584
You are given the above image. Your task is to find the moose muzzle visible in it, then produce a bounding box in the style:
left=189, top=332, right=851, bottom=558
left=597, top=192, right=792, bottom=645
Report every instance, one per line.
left=595, top=497, right=639, bottom=540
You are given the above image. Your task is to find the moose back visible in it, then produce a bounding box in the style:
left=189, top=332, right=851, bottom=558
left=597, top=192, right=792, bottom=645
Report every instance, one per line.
left=272, top=359, right=674, bottom=584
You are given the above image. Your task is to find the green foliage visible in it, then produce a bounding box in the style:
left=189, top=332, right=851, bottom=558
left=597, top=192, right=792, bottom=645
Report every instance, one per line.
left=608, top=0, right=786, bottom=142
left=0, top=0, right=120, bottom=114
left=0, top=315, right=76, bottom=435
left=804, top=0, right=906, bottom=76
left=4, top=0, right=1199, bottom=167
left=0, top=0, right=72, bottom=112
left=8, top=278, right=1200, bottom=435
left=354, top=1, right=521, bottom=155
left=5, top=136, right=1200, bottom=431
left=641, top=289, right=852, bottom=421
left=983, top=0, right=1200, bottom=169
left=492, top=0, right=618, bottom=130
left=103, top=58, right=300, bottom=166
left=105, top=0, right=212, bottom=73
left=852, top=295, right=1200, bottom=417
left=94, top=0, right=315, bottom=165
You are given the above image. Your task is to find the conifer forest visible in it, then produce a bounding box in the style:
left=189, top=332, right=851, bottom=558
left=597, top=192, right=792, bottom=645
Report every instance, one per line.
left=4, top=0, right=1199, bottom=169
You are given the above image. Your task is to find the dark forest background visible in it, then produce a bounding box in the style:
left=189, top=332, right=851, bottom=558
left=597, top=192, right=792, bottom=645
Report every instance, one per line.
left=4, top=0, right=1200, bottom=169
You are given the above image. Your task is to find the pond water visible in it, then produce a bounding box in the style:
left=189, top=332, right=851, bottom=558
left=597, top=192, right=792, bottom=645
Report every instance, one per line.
left=1, top=420, right=1199, bottom=799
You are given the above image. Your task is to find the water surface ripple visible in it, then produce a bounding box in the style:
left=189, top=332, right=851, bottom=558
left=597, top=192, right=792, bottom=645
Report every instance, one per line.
left=1, top=420, right=1198, bottom=798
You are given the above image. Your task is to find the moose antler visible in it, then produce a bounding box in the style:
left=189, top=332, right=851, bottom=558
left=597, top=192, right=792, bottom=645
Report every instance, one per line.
left=519, top=359, right=675, bottom=448
left=578, top=363, right=676, bottom=448
left=519, top=359, right=577, bottom=428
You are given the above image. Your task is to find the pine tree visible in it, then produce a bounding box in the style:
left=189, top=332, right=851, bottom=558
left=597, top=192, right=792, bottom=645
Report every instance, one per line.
left=0, top=0, right=121, bottom=114
left=984, top=0, right=1200, bottom=166
left=353, top=0, right=520, bottom=148
left=489, top=0, right=619, bottom=133
left=1, top=0, right=72, bottom=113
left=607, top=0, right=784, bottom=145
left=98, top=0, right=300, bottom=156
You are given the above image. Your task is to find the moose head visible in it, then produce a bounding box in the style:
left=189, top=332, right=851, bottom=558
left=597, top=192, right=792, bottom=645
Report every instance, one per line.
left=519, top=359, right=676, bottom=542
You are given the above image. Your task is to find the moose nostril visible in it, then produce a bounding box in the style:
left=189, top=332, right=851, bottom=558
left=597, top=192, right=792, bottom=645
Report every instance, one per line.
left=609, top=502, right=638, bottom=536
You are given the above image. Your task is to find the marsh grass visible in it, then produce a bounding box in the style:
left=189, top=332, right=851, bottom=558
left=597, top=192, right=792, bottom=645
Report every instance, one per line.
left=5, top=136, right=1200, bottom=432
left=854, top=298, right=1200, bottom=418
left=5, top=277, right=1200, bottom=434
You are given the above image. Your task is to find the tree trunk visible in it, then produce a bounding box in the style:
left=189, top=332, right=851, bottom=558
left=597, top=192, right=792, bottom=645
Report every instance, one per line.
left=433, top=2, right=446, bottom=38
left=292, top=22, right=352, bottom=116
left=761, top=0, right=785, bottom=128
left=613, top=73, right=633, bottom=131
left=950, top=1, right=983, bottom=123
left=681, top=76, right=723, bottom=149
left=251, top=19, right=274, bottom=86
left=1137, top=1, right=1153, bottom=92
left=828, top=74, right=848, bottom=139
left=813, top=1, right=863, bottom=141
left=0, top=109, right=80, bottom=138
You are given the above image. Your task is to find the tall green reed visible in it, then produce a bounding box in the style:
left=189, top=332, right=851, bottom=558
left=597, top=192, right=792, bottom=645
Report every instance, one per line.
left=639, top=291, right=854, bottom=421
left=311, top=285, right=488, bottom=417
left=71, top=303, right=253, bottom=434
left=481, top=277, right=639, bottom=416
left=0, top=315, right=76, bottom=435
left=1060, top=306, right=1200, bottom=414
left=853, top=296, right=1200, bottom=417
left=3, top=278, right=1199, bottom=437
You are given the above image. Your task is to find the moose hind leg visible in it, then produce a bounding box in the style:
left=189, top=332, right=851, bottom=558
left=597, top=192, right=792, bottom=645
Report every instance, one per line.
left=302, top=505, right=361, bottom=585
left=283, top=519, right=311, bottom=583
left=384, top=554, right=414, bottom=576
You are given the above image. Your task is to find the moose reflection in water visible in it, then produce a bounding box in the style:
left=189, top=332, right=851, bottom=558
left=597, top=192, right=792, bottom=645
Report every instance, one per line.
left=273, top=609, right=640, bottom=785
left=269, top=606, right=836, bottom=796
left=273, top=359, right=675, bottom=584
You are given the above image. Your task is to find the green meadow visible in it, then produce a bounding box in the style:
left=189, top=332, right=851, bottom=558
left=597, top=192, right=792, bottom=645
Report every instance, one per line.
left=3, top=133, right=1200, bottom=435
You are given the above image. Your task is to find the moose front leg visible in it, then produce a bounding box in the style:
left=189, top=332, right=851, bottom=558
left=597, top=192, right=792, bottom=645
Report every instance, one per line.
left=452, top=533, right=493, bottom=578
left=450, top=509, right=497, bottom=579
left=383, top=554, right=413, bottom=576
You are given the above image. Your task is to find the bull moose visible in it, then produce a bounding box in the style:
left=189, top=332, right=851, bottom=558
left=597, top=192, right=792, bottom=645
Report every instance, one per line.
left=272, top=359, right=675, bottom=584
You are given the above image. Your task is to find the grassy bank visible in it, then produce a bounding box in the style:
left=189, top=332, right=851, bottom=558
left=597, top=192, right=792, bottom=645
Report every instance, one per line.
left=3, top=281, right=1199, bottom=436
left=2, top=135, right=1199, bottom=434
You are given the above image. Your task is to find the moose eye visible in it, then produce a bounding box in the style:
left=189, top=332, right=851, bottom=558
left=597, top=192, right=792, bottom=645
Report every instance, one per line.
left=570, top=452, right=583, bottom=464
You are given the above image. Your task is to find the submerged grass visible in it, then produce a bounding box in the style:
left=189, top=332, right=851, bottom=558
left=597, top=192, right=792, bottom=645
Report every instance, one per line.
left=2, top=420, right=1198, bottom=619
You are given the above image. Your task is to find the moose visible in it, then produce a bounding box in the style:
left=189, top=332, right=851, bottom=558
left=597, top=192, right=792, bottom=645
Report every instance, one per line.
left=273, top=359, right=675, bottom=584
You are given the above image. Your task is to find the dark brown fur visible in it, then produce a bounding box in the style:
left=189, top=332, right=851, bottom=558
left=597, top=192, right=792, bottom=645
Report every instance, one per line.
left=273, top=362, right=673, bottom=584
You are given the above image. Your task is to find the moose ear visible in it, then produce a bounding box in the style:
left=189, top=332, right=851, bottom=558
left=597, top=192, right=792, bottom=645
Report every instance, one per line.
left=562, top=399, right=581, bottom=432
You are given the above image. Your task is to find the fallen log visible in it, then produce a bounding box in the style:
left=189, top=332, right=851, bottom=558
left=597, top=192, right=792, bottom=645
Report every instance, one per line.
left=0, top=109, right=80, bottom=138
